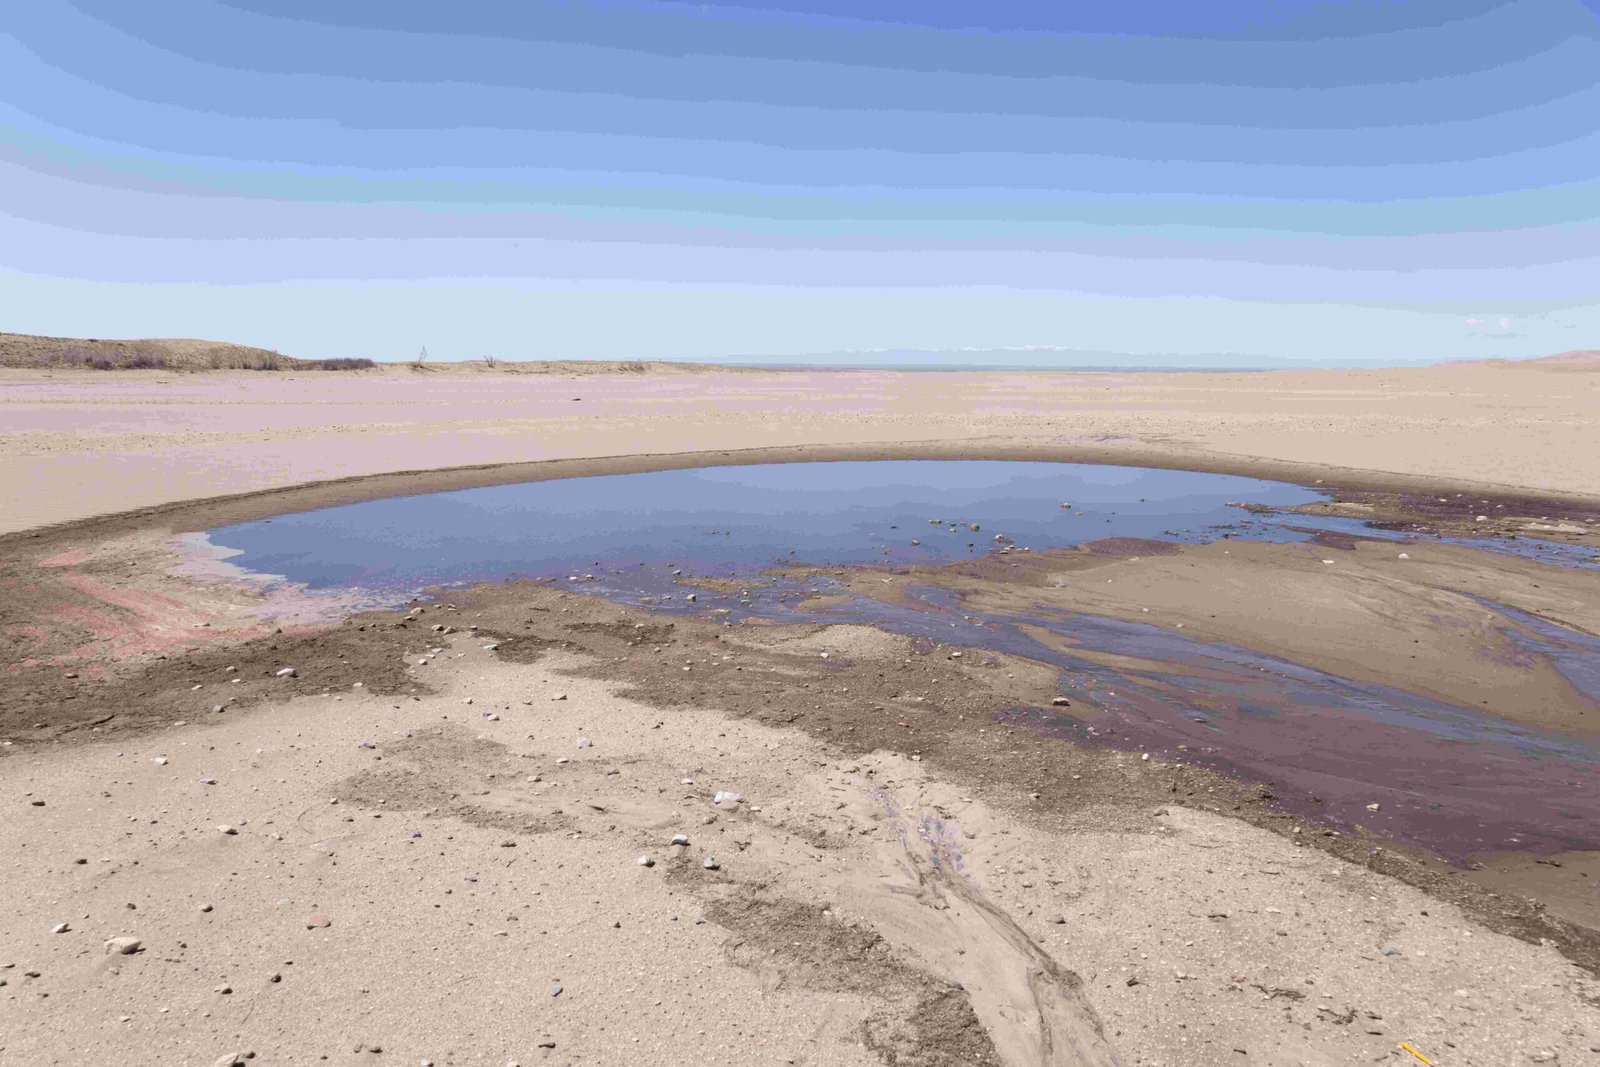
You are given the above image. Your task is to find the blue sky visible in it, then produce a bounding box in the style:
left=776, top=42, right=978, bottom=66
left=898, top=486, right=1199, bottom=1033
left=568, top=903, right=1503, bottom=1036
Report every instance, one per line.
left=2, top=1, right=1598, bottom=365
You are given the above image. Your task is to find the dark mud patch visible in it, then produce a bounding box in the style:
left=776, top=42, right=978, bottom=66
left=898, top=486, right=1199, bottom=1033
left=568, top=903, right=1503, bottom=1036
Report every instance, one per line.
left=698, top=886, right=1001, bottom=1067
left=0, top=612, right=422, bottom=746
left=1294, top=486, right=1600, bottom=549
left=331, top=724, right=574, bottom=837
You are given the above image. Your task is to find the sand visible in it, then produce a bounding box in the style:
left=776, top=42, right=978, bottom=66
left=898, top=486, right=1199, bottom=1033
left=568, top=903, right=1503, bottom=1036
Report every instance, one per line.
left=3, top=360, right=1598, bottom=535
left=6, top=623, right=1596, bottom=1066
left=4, top=359, right=1600, bottom=1066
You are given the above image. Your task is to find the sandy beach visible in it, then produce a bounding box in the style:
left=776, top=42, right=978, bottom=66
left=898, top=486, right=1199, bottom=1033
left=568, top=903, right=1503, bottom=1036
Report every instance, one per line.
left=3, top=360, right=1600, bottom=1066
left=3, top=359, right=1598, bottom=535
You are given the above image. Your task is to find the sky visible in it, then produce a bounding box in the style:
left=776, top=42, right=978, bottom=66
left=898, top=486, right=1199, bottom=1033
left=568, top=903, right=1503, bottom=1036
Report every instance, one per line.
left=2, top=1, right=1598, bottom=366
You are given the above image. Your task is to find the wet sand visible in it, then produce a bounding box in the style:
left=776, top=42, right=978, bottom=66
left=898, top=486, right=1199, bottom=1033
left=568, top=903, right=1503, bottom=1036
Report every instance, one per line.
left=3, top=361, right=1600, bottom=1065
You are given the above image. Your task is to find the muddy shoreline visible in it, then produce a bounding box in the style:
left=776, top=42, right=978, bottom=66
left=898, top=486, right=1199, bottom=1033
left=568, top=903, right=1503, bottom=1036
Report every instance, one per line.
left=7, top=439, right=1599, bottom=550
left=4, top=450, right=1600, bottom=991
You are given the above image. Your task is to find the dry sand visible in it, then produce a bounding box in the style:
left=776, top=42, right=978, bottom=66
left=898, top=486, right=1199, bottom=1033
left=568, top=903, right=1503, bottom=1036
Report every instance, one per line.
left=3, top=359, right=1598, bottom=535
left=6, top=627, right=1596, bottom=1066
left=3, top=359, right=1600, bottom=1066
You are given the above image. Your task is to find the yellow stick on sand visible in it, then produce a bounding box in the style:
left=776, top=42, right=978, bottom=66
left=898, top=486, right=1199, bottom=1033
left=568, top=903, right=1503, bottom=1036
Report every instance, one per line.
left=1399, top=1043, right=1434, bottom=1065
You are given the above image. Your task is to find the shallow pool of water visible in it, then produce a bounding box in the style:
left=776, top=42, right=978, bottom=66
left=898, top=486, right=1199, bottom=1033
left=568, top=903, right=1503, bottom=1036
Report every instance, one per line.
left=209, top=460, right=1330, bottom=595
left=204, top=459, right=1600, bottom=863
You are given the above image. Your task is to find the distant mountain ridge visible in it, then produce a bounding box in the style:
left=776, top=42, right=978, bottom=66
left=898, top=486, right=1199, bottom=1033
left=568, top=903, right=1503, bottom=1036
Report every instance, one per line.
left=4, top=331, right=1596, bottom=373
left=1437, top=349, right=1600, bottom=370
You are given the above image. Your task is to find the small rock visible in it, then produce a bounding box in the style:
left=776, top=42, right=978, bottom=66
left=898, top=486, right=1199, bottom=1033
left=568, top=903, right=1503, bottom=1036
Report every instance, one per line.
left=51, top=922, right=70, bottom=934
left=703, top=857, right=720, bottom=870
left=1397, top=552, right=1410, bottom=560
left=153, top=757, right=169, bottom=766
left=577, top=737, right=592, bottom=749
left=671, top=833, right=690, bottom=846
left=213, top=985, right=233, bottom=995
left=1380, top=945, right=1402, bottom=956
left=217, top=824, right=239, bottom=835
left=104, top=936, right=142, bottom=955
left=1365, top=803, right=1381, bottom=812
left=275, top=667, right=297, bottom=678
left=306, top=913, right=331, bottom=929
left=713, top=791, right=744, bottom=807
left=636, top=856, right=655, bottom=867
left=200, top=778, right=216, bottom=786
left=548, top=983, right=563, bottom=997
left=212, top=1054, right=245, bottom=1067
left=1051, top=696, right=1071, bottom=707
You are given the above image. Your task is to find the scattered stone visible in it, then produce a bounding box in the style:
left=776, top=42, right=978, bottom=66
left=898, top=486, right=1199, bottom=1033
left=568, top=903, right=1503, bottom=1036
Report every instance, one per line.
left=1397, top=552, right=1410, bottom=560
left=200, top=778, right=216, bottom=786
left=671, top=833, right=690, bottom=846
left=703, top=857, right=720, bottom=870
left=212, top=1054, right=245, bottom=1067
left=153, top=757, right=169, bottom=766
left=1380, top=946, right=1402, bottom=956
left=275, top=667, right=297, bottom=678
left=1051, top=696, right=1071, bottom=707
left=577, top=737, right=592, bottom=749
left=104, top=936, right=141, bottom=955
left=1365, top=803, right=1381, bottom=812
left=306, top=913, right=331, bottom=929
left=51, top=922, right=70, bottom=934
left=636, top=856, right=655, bottom=867
left=200, top=904, right=213, bottom=913
left=713, top=791, right=744, bottom=807
left=217, top=824, right=239, bottom=835
left=213, top=985, right=233, bottom=995
left=548, top=983, right=563, bottom=997
left=552, top=693, right=568, bottom=701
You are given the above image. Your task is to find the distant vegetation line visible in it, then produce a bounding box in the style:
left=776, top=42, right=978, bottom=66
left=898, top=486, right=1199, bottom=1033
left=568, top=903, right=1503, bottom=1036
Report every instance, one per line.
left=0, top=333, right=372, bottom=372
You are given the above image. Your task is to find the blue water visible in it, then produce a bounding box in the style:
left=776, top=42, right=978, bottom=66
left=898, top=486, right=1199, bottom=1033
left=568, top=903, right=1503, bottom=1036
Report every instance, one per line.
left=210, top=460, right=1327, bottom=595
